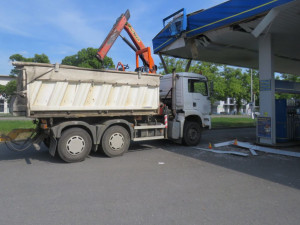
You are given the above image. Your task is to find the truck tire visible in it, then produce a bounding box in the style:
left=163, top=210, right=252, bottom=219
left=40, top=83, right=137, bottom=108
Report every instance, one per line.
left=183, top=121, right=202, bottom=146
left=57, top=128, right=92, bottom=163
left=101, top=125, right=130, bottom=157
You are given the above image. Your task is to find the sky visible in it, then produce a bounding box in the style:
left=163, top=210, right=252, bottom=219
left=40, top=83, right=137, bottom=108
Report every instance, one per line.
left=0, top=0, right=225, bottom=75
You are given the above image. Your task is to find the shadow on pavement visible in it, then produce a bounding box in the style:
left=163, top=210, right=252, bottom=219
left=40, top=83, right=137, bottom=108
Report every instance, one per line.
left=148, top=137, right=300, bottom=190
left=0, top=141, right=155, bottom=164
left=1, top=127, right=299, bottom=190
left=0, top=143, right=63, bottom=164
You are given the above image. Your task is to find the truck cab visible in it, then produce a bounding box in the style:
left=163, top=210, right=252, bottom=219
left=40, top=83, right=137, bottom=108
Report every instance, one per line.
left=160, top=72, right=211, bottom=144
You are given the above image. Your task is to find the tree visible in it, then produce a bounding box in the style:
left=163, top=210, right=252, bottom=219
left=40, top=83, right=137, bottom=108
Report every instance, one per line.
left=4, top=80, right=17, bottom=97
left=0, top=84, right=5, bottom=96
left=7, top=53, right=50, bottom=99
left=0, top=80, right=17, bottom=102
left=158, top=56, right=188, bottom=74
left=275, top=73, right=300, bottom=100
left=244, top=69, right=260, bottom=106
left=9, top=53, right=50, bottom=64
left=61, top=47, right=115, bottom=69
left=158, top=56, right=261, bottom=113
left=220, top=66, right=260, bottom=112
left=9, top=53, right=50, bottom=76
left=159, top=57, right=226, bottom=104
left=221, top=66, right=246, bottom=112
left=190, top=61, right=225, bottom=103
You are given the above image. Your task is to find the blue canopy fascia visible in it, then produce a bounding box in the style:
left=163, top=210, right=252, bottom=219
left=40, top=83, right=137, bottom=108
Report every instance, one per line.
left=152, top=0, right=295, bottom=54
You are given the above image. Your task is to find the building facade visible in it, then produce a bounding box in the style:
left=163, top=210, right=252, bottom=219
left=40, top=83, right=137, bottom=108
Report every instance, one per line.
left=0, top=75, right=15, bottom=113
left=212, top=97, right=251, bottom=115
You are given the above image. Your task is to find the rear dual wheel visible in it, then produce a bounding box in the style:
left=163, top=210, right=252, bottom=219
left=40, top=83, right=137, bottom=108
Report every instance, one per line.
left=57, top=128, right=92, bottom=163
left=101, top=125, right=130, bottom=157
left=56, top=125, right=130, bottom=162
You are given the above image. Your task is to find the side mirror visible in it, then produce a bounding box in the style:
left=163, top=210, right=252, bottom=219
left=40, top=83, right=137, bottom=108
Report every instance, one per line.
left=209, top=81, right=214, bottom=96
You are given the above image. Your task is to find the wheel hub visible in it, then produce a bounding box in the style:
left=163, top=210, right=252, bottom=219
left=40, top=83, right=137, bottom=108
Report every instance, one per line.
left=188, top=128, right=198, bottom=141
left=109, top=133, right=124, bottom=150
left=66, top=136, right=85, bottom=155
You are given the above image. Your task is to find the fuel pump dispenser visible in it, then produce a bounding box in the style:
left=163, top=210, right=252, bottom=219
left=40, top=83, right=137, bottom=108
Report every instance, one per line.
left=294, top=100, right=300, bottom=141
left=276, top=99, right=290, bottom=143
left=276, top=99, right=300, bottom=143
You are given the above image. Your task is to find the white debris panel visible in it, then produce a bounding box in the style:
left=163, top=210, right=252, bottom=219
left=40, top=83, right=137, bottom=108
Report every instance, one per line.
left=194, top=147, right=249, bottom=157
left=213, top=140, right=300, bottom=158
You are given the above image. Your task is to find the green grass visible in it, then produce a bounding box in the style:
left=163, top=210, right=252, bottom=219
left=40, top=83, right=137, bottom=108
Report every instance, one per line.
left=212, top=117, right=256, bottom=129
left=0, top=120, right=36, bottom=136
left=0, top=117, right=255, bottom=138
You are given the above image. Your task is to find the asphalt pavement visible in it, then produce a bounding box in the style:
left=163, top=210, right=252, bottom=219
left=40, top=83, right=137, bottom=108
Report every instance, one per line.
left=0, top=127, right=299, bottom=225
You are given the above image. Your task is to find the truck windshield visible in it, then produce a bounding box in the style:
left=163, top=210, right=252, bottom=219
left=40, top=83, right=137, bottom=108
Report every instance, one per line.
left=188, top=79, right=208, bottom=96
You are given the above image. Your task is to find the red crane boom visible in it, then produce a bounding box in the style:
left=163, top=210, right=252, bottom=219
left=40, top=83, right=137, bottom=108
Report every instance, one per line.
left=96, top=10, right=156, bottom=73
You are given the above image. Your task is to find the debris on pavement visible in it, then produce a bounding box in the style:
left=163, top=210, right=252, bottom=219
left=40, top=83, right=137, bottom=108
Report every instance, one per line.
left=213, top=140, right=300, bottom=158
left=214, top=140, right=234, bottom=148
left=194, top=147, right=249, bottom=157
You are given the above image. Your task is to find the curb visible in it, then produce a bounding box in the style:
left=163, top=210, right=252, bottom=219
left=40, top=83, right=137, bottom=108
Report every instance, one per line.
left=211, top=126, right=256, bottom=130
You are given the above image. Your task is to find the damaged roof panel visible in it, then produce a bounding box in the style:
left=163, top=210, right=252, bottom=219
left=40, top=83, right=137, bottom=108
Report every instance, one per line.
left=153, top=0, right=295, bottom=53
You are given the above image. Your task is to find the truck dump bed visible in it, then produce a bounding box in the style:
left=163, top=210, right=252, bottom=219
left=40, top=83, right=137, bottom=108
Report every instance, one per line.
left=12, top=62, right=160, bottom=118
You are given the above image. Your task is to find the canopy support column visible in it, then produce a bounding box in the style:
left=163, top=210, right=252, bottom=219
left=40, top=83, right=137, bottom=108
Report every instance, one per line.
left=258, top=33, right=276, bottom=145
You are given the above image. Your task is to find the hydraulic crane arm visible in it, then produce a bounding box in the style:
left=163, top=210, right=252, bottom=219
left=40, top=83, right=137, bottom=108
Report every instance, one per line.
left=124, top=22, right=156, bottom=72
left=96, top=10, right=130, bottom=62
left=96, top=9, right=156, bottom=73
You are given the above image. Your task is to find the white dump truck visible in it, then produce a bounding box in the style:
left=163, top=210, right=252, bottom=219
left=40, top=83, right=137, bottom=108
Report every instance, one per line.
left=10, top=62, right=211, bottom=162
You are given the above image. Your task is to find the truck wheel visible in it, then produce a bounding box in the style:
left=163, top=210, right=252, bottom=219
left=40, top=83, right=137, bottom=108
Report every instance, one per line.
left=57, top=128, right=92, bottom=163
left=183, top=121, right=202, bottom=146
left=102, top=125, right=130, bottom=157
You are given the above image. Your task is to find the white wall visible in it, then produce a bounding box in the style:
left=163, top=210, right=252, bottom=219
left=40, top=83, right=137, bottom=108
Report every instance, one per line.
left=212, top=98, right=252, bottom=115
left=0, top=96, right=9, bottom=113
left=0, top=75, right=14, bottom=86
left=0, top=75, right=15, bottom=114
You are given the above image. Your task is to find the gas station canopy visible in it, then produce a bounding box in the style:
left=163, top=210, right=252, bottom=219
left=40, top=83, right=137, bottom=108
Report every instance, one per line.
left=153, top=0, right=300, bottom=145
left=153, top=0, right=300, bottom=76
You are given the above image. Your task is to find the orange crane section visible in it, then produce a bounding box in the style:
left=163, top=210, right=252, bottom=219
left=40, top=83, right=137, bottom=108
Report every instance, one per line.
left=96, top=10, right=156, bottom=74
left=124, top=22, right=155, bottom=72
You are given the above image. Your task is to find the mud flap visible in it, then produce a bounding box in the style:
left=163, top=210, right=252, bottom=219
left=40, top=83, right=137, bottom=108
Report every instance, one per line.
left=49, top=136, right=57, bottom=157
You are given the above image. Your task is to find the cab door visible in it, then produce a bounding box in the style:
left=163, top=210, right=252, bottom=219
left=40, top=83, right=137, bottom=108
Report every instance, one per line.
left=184, top=78, right=210, bottom=115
